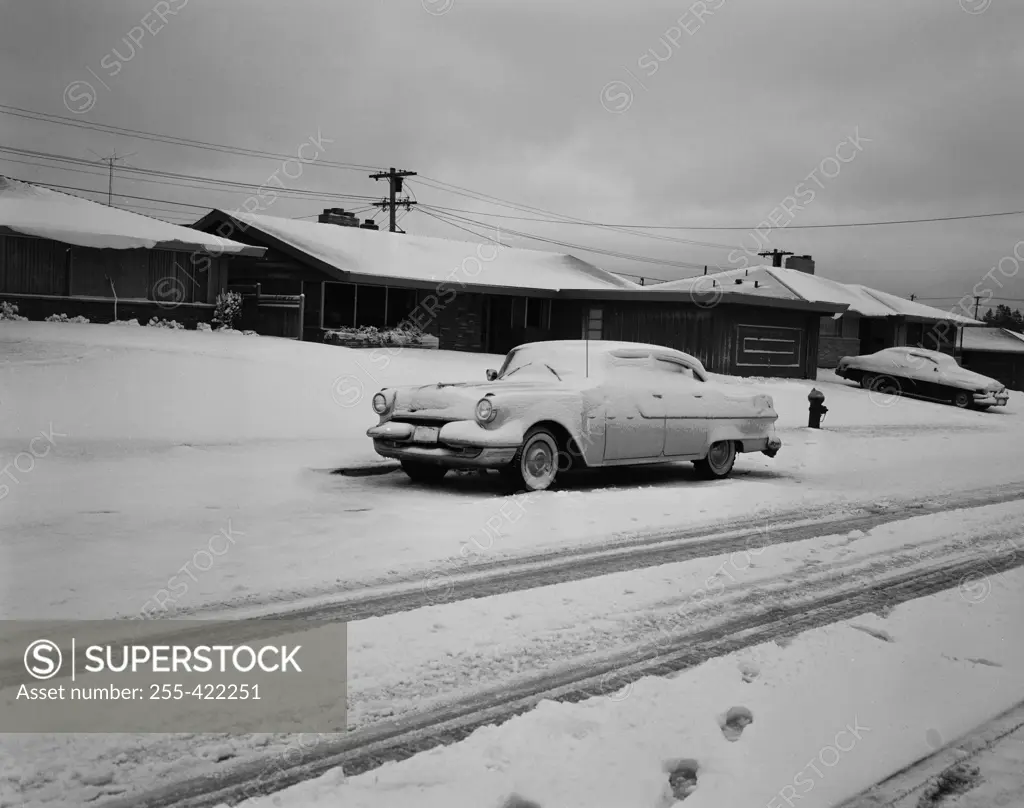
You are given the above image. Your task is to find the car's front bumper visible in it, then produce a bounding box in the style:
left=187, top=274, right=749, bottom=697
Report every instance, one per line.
left=367, top=419, right=522, bottom=468
left=973, top=391, right=1009, bottom=407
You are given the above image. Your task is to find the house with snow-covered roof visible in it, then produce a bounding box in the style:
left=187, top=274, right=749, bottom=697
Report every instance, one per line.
left=644, top=262, right=984, bottom=370
left=193, top=207, right=846, bottom=379
left=959, top=327, right=1024, bottom=391
left=0, top=176, right=265, bottom=326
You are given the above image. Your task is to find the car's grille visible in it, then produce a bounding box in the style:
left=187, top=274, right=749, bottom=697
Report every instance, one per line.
left=390, top=416, right=451, bottom=427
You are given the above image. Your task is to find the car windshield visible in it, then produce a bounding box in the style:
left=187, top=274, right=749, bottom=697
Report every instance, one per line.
left=497, top=345, right=593, bottom=380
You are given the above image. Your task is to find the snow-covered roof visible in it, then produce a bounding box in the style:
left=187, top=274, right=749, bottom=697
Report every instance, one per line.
left=645, top=265, right=981, bottom=325
left=646, top=266, right=803, bottom=302
left=849, top=285, right=981, bottom=325
left=960, top=327, right=1024, bottom=354
left=0, top=176, right=263, bottom=256
left=206, top=211, right=639, bottom=292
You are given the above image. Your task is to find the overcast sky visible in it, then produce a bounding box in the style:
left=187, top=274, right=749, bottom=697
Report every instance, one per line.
left=2, top=0, right=1023, bottom=315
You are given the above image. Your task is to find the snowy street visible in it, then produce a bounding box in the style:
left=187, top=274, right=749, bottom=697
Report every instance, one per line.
left=1, top=323, right=1022, bottom=807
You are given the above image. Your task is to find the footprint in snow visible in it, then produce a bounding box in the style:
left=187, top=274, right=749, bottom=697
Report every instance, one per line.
left=664, top=758, right=700, bottom=801
left=718, top=706, right=754, bottom=742
left=738, top=661, right=760, bottom=683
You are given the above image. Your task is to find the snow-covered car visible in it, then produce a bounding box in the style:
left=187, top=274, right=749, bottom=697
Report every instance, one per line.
left=366, top=340, right=782, bottom=491
left=835, top=346, right=1009, bottom=409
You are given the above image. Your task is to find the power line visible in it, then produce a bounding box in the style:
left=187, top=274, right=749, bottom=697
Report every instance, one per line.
left=413, top=179, right=1024, bottom=231
left=8, top=103, right=1024, bottom=234
left=418, top=207, right=667, bottom=284
left=411, top=180, right=740, bottom=251
left=0, top=146, right=379, bottom=203
left=1, top=176, right=213, bottom=210
left=420, top=206, right=701, bottom=272
left=0, top=104, right=380, bottom=172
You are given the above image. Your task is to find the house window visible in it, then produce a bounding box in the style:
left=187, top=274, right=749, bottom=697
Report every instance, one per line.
left=355, top=285, right=386, bottom=327
left=525, top=298, right=551, bottom=329
left=386, top=288, right=419, bottom=328
left=323, top=282, right=356, bottom=328
left=584, top=307, right=602, bottom=340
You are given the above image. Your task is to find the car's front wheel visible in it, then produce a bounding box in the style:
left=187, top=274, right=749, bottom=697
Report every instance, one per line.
left=951, top=390, right=972, bottom=409
left=859, top=373, right=876, bottom=389
left=694, top=440, right=736, bottom=480
left=504, top=427, right=559, bottom=492
left=400, top=459, right=449, bottom=484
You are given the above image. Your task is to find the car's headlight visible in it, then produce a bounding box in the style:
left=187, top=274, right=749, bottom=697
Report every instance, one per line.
left=372, top=392, right=390, bottom=414
left=475, top=397, right=496, bottom=423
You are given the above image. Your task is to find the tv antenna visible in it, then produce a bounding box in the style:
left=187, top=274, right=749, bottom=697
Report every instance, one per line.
left=89, top=149, right=136, bottom=206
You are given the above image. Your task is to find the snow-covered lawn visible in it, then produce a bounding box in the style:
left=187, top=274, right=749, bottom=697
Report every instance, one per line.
left=2, top=321, right=1023, bottom=620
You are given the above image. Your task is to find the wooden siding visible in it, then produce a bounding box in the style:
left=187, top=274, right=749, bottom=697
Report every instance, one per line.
left=0, top=234, right=228, bottom=304
left=550, top=299, right=817, bottom=378
left=961, top=351, right=1024, bottom=393
left=0, top=236, right=68, bottom=295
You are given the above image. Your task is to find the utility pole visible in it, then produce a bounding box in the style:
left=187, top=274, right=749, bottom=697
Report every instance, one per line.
left=974, top=295, right=981, bottom=320
left=369, top=167, right=417, bottom=232
left=910, top=294, right=916, bottom=302
left=758, top=249, right=794, bottom=267
left=89, top=150, right=136, bottom=206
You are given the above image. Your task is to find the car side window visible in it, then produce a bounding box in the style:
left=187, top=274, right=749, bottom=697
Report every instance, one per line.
left=654, top=357, right=701, bottom=380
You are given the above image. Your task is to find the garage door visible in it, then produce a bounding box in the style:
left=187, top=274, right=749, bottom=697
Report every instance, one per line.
left=735, top=324, right=804, bottom=371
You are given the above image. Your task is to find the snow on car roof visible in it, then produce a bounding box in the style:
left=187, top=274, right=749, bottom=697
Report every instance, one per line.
left=0, top=176, right=263, bottom=255
left=209, top=211, right=639, bottom=292
left=514, top=339, right=705, bottom=368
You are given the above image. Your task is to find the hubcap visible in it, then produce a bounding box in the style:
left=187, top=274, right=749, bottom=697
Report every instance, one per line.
left=708, top=442, right=731, bottom=470
left=523, top=438, right=555, bottom=484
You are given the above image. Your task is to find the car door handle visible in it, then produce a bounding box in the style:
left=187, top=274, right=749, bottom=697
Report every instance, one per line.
left=652, top=393, right=663, bottom=398
left=693, top=394, right=703, bottom=398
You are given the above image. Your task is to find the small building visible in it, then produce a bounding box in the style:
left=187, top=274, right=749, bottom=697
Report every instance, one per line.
left=632, top=270, right=846, bottom=378
left=663, top=263, right=981, bottom=369
left=0, top=177, right=264, bottom=325
left=959, top=327, right=1024, bottom=391
left=193, top=209, right=846, bottom=378
left=193, top=208, right=642, bottom=351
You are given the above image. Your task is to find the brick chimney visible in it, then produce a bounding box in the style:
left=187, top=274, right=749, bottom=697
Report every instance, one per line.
left=317, top=208, right=360, bottom=227
left=786, top=255, right=815, bottom=274
left=358, top=218, right=380, bottom=230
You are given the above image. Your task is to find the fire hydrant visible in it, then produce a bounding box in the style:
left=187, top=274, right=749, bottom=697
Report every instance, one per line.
left=808, top=388, right=827, bottom=429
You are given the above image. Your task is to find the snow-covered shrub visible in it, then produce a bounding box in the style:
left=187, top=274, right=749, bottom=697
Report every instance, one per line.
left=212, top=291, right=243, bottom=330
left=45, top=313, right=91, bottom=323
left=196, top=322, right=213, bottom=332
left=0, top=302, right=27, bottom=321
left=241, top=330, right=258, bottom=336
left=146, top=316, right=185, bottom=329
left=107, top=319, right=141, bottom=327
left=323, top=325, right=430, bottom=348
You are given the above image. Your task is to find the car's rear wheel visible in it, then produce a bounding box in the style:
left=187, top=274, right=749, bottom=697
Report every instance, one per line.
left=875, top=377, right=900, bottom=397
left=400, top=459, right=449, bottom=484
left=694, top=440, right=736, bottom=480
left=504, top=427, right=559, bottom=492
left=951, top=390, right=971, bottom=409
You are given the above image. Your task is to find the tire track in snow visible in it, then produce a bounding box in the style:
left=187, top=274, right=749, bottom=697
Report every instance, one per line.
left=98, top=550, right=1024, bottom=808
left=3, top=482, right=1020, bottom=692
